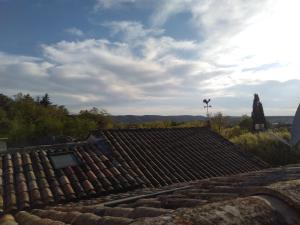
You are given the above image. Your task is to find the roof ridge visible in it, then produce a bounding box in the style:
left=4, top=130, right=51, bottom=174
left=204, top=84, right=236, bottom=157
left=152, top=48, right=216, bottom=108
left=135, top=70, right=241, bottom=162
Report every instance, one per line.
left=96, top=126, right=209, bottom=132
left=4, top=141, right=88, bottom=154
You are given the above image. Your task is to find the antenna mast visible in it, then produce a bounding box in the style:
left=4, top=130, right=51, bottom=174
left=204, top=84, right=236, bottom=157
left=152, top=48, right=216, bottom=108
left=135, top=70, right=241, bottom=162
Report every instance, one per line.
left=203, top=99, right=212, bottom=126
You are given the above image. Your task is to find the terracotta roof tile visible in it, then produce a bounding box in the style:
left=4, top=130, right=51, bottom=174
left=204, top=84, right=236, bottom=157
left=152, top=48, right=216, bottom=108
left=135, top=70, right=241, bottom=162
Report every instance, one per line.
left=0, top=127, right=267, bottom=219
left=0, top=214, right=18, bottom=225
left=4, top=162, right=300, bottom=224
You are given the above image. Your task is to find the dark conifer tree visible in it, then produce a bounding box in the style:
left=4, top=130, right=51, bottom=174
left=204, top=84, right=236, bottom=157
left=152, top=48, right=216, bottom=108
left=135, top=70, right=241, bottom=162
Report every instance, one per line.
left=251, top=93, right=267, bottom=131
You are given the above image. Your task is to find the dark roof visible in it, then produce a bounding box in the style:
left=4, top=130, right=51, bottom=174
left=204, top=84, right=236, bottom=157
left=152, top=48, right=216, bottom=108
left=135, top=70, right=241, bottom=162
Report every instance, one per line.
left=0, top=127, right=267, bottom=216
left=96, top=127, right=267, bottom=179
left=2, top=164, right=300, bottom=225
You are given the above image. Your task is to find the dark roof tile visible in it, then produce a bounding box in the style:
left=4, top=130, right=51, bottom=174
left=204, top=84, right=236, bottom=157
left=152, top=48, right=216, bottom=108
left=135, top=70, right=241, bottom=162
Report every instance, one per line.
left=129, top=207, right=172, bottom=219
left=71, top=212, right=101, bottom=225
left=14, top=211, right=67, bottom=225
left=0, top=214, right=18, bottom=225
left=1, top=127, right=266, bottom=215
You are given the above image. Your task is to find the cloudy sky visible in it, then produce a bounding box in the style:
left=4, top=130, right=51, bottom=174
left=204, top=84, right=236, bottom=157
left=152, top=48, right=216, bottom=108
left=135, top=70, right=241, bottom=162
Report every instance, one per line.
left=0, top=0, right=299, bottom=115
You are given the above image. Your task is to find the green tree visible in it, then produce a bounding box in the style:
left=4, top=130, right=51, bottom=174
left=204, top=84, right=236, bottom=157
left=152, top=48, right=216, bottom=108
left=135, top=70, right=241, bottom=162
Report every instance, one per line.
left=239, top=115, right=253, bottom=131
left=0, top=94, right=13, bottom=111
left=231, top=130, right=300, bottom=166
left=211, top=112, right=228, bottom=134
left=40, top=93, right=51, bottom=107
left=0, top=93, right=118, bottom=146
left=0, top=109, right=10, bottom=135
left=79, top=107, right=114, bottom=129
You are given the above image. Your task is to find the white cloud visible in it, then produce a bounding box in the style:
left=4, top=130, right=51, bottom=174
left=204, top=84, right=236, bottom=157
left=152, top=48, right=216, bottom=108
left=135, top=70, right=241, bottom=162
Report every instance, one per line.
left=1, top=0, right=300, bottom=115
left=103, top=21, right=164, bottom=42
left=0, top=52, right=52, bottom=78
left=0, top=23, right=214, bottom=114
left=65, top=27, right=84, bottom=37
left=95, top=0, right=138, bottom=9
left=149, top=0, right=300, bottom=87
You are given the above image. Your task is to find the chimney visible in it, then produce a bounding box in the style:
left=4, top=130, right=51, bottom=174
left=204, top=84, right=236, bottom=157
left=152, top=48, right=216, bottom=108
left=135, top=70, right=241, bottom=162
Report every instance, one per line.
left=0, top=138, right=8, bottom=152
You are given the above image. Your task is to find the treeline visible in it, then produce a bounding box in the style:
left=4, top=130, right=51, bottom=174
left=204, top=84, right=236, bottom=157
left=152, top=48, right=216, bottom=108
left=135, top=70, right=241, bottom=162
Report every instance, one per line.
left=0, top=93, right=116, bottom=147
left=211, top=114, right=300, bottom=167
left=122, top=120, right=207, bottom=129
left=1, top=93, right=299, bottom=167
left=230, top=129, right=300, bottom=167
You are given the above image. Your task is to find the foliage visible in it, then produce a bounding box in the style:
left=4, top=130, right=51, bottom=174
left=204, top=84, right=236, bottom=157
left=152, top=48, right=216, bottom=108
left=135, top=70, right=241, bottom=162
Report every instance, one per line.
left=1, top=92, right=299, bottom=167
left=175, top=120, right=206, bottom=128
left=222, top=125, right=247, bottom=139
left=238, top=115, right=253, bottom=131
left=120, top=120, right=207, bottom=129
left=39, top=93, right=51, bottom=107
left=210, top=112, right=228, bottom=133
left=230, top=130, right=300, bottom=166
left=203, top=113, right=299, bottom=167
left=0, top=93, right=116, bottom=147
left=79, top=107, right=114, bottom=129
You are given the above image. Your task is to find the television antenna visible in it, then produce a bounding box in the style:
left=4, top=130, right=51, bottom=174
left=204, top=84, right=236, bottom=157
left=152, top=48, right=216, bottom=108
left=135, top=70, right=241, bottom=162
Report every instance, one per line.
left=203, top=99, right=212, bottom=118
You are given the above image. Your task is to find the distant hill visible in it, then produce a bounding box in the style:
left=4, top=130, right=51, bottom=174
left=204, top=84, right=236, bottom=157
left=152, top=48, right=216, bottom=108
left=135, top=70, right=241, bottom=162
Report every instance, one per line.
left=266, top=116, right=294, bottom=125
left=226, top=116, right=294, bottom=126
left=112, top=115, right=294, bottom=125
left=112, top=115, right=206, bottom=124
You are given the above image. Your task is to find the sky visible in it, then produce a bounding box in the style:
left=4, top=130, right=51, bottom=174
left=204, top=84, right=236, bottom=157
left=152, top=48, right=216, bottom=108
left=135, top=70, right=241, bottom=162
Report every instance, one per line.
left=0, top=0, right=299, bottom=116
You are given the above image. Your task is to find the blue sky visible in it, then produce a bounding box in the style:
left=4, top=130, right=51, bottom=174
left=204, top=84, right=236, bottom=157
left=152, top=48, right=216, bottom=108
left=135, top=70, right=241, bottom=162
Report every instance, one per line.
left=0, top=0, right=299, bottom=115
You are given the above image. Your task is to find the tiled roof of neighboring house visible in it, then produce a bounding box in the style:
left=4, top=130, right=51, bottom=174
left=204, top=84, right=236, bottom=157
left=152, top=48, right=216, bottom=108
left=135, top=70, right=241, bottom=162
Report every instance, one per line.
left=0, top=127, right=268, bottom=223
left=91, top=127, right=267, bottom=182
left=1, top=164, right=300, bottom=225
left=0, top=143, right=143, bottom=214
